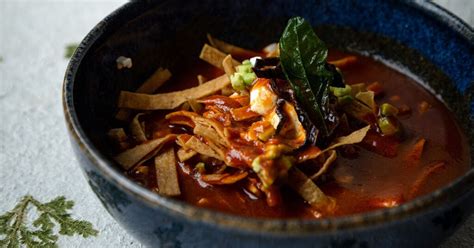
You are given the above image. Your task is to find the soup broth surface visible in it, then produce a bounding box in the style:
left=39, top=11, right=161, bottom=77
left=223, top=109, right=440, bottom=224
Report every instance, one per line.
left=127, top=49, right=470, bottom=218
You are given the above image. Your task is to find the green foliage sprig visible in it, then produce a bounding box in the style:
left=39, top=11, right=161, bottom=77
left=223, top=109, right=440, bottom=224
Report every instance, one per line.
left=64, top=43, right=79, bottom=59
left=0, top=195, right=98, bottom=247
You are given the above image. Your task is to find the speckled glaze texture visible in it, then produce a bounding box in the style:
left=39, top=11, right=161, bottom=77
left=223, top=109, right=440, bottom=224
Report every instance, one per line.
left=63, top=0, right=474, bottom=247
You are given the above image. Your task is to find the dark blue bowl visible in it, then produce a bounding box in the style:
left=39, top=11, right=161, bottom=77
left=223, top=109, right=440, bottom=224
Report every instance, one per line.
left=63, top=0, right=474, bottom=247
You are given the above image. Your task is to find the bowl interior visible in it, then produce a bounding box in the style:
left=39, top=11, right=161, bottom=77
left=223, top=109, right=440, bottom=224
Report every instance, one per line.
left=68, top=0, right=473, bottom=228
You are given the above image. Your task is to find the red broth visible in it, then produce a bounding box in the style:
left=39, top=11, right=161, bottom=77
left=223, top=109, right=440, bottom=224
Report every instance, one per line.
left=127, top=50, right=470, bottom=218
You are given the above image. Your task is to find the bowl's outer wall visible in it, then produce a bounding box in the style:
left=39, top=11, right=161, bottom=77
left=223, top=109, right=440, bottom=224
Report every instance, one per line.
left=65, top=0, right=474, bottom=247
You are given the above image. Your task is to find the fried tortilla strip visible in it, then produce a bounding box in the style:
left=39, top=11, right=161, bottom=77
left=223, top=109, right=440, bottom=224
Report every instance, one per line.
left=222, top=54, right=236, bottom=77
left=197, top=75, right=207, bottom=85
left=199, top=44, right=240, bottom=69
left=355, top=91, right=376, bottom=111
left=207, top=34, right=260, bottom=58
left=204, top=137, right=227, bottom=161
left=193, top=117, right=229, bottom=147
left=168, top=116, right=195, bottom=129
left=194, top=122, right=229, bottom=148
left=296, top=146, right=322, bottom=163
left=187, top=99, right=203, bottom=113
left=287, top=168, right=336, bottom=212
left=107, top=128, right=128, bottom=143
left=230, top=106, right=260, bottom=121
left=176, top=134, right=192, bottom=147
left=166, top=110, right=200, bottom=119
left=220, top=171, right=248, bottom=184
left=342, top=100, right=376, bottom=124
left=296, top=126, right=369, bottom=164
left=201, top=171, right=248, bottom=185
left=176, top=147, right=197, bottom=162
left=180, top=102, right=191, bottom=111
left=138, top=68, right=172, bottom=94
left=183, top=136, right=223, bottom=161
left=229, top=94, right=250, bottom=106
left=323, top=125, right=370, bottom=153
left=309, top=150, right=337, bottom=180
left=221, top=85, right=234, bottom=96
left=155, top=147, right=181, bottom=196
left=107, top=128, right=130, bottom=151
left=130, top=113, right=147, bottom=143
left=118, top=75, right=230, bottom=110
left=279, top=101, right=306, bottom=149
left=114, top=134, right=175, bottom=170
left=166, top=111, right=199, bottom=128
left=116, top=68, right=172, bottom=120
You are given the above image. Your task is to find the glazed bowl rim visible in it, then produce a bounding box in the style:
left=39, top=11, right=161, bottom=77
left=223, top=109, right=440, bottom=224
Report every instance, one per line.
left=62, top=0, right=474, bottom=235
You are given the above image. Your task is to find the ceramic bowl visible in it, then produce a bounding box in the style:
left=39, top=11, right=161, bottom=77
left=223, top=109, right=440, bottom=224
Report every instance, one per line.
left=63, top=0, right=473, bottom=247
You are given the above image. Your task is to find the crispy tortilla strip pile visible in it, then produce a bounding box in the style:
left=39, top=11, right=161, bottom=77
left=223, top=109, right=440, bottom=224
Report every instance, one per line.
left=182, top=136, right=222, bottom=160
left=166, top=111, right=230, bottom=162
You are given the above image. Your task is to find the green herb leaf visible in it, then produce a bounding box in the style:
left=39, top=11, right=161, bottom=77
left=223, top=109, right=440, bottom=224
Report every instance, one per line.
left=64, top=43, right=79, bottom=59
left=279, top=17, right=336, bottom=138
left=0, top=195, right=98, bottom=247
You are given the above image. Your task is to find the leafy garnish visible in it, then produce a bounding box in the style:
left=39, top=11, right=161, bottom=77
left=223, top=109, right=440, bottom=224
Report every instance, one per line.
left=0, top=195, right=98, bottom=247
left=279, top=17, right=338, bottom=139
left=64, top=43, right=79, bottom=58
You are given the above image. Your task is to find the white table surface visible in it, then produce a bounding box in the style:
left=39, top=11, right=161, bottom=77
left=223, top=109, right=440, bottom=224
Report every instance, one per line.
left=0, top=1, right=472, bottom=247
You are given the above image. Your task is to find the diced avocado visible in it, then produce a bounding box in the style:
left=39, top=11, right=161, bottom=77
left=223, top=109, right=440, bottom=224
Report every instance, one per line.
left=380, top=103, right=399, bottom=117
left=236, top=64, right=253, bottom=74
left=330, top=84, right=352, bottom=97
left=242, top=59, right=252, bottom=65
left=231, top=62, right=257, bottom=90
left=378, top=117, right=399, bottom=136
left=230, top=73, right=245, bottom=90
left=337, top=95, right=354, bottom=105
left=350, top=83, right=366, bottom=96
left=355, top=91, right=375, bottom=109
left=242, top=71, right=257, bottom=85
